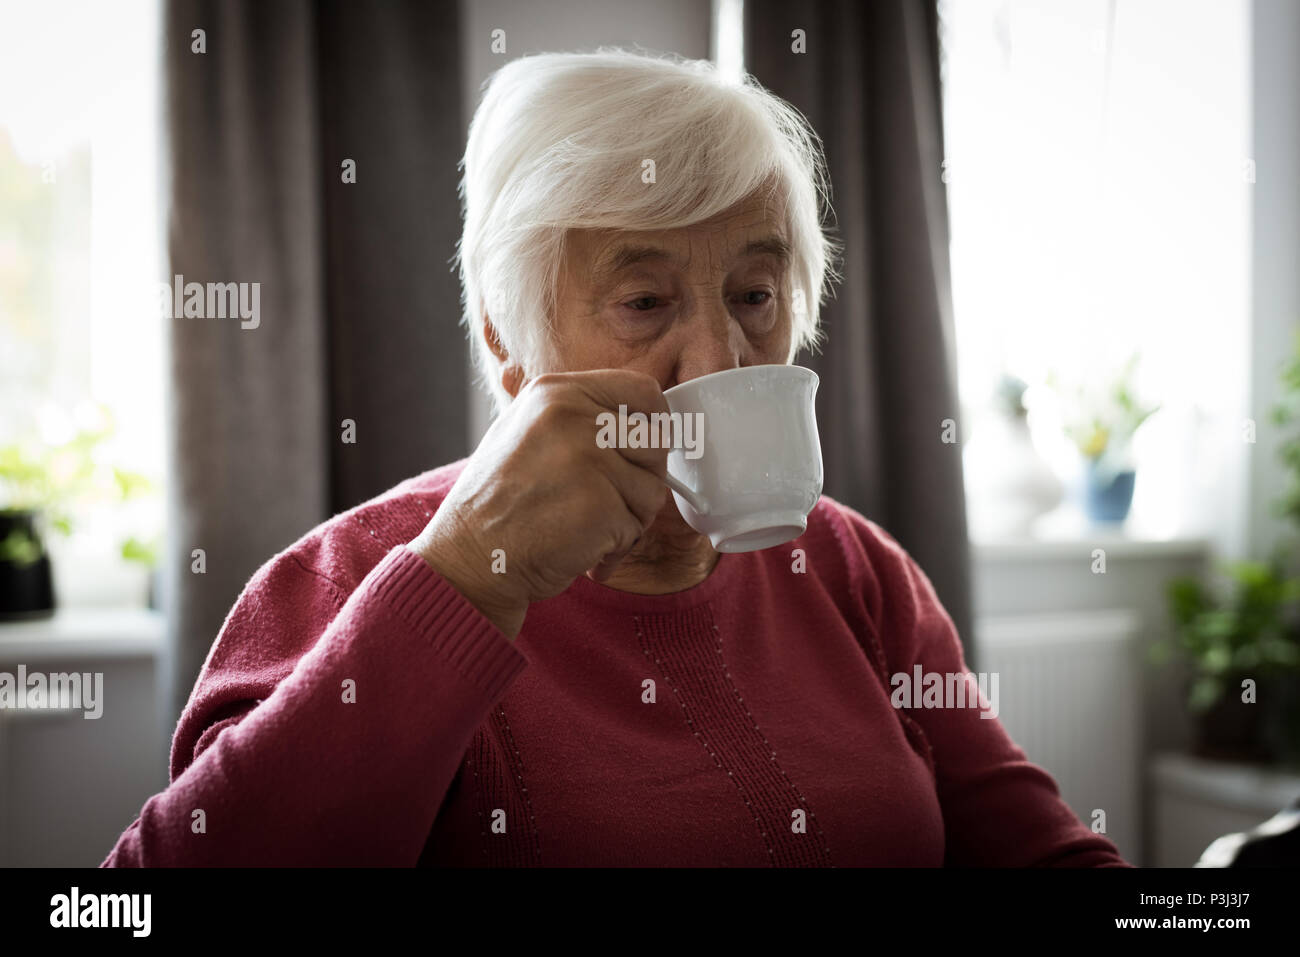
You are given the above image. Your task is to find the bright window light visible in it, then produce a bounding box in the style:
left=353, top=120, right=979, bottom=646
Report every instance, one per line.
left=713, top=0, right=745, bottom=83
left=0, top=0, right=164, bottom=603
left=939, top=0, right=1252, bottom=553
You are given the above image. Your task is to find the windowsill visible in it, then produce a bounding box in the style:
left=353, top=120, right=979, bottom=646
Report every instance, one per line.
left=0, top=608, right=163, bottom=661
left=977, top=607, right=1142, bottom=646
left=973, top=533, right=1212, bottom=562
left=970, top=504, right=1212, bottom=562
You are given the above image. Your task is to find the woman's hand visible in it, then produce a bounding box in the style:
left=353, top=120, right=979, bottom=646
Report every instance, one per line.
left=408, top=369, right=672, bottom=639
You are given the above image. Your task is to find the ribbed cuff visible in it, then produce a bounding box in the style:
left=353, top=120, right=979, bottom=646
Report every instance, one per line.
left=365, top=546, right=528, bottom=702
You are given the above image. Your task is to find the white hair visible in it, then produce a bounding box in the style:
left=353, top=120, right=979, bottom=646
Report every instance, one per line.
left=456, top=48, right=840, bottom=413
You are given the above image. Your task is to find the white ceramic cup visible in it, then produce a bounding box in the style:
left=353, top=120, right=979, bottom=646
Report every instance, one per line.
left=661, top=364, right=822, bottom=553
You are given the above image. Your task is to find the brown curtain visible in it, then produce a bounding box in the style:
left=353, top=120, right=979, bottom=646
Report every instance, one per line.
left=745, top=0, right=976, bottom=664
left=161, top=0, right=468, bottom=730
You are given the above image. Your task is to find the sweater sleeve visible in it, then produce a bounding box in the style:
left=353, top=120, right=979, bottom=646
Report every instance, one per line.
left=100, top=544, right=528, bottom=866
left=847, top=513, right=1132, bottom=867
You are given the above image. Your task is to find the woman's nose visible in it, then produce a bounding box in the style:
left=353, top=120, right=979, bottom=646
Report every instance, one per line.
left=672, top=301, right=745, bottom=385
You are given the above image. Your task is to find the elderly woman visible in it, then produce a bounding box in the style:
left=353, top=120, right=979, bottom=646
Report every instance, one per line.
left=103, top=50, right=1127, bottom=867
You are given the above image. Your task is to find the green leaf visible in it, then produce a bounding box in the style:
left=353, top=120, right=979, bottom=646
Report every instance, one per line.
left=1202, top=643, right=1233, bottom=673
left=1189, top=675, right=1223, bottom=712
left=120, top=535, right=159, bottom=568
left=113, top=467, right=154, bottom=500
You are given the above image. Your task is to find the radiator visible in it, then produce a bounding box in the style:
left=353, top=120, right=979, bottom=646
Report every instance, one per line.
left=976, top=609, right=1142, bottom=864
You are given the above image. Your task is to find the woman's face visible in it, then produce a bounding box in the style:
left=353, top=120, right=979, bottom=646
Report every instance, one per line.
left=489, top=188, right=798, bottom=558
left=547, top=189, right=796, bottom=390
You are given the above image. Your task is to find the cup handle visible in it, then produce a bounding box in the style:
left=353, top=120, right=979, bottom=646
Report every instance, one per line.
left=664, top=473, right=710, bottom=515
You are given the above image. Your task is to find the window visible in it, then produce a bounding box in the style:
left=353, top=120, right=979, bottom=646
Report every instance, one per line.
left=712, top=0, right=745, bottom=83
left=939, top=0, right=1252, bottom=555
left=0, top=0, right=164, bottom=605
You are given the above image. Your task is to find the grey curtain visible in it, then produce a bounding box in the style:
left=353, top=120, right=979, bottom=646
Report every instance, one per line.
left=162, top=0, right=468, bottom=730
left=745, top=0, right=976, bottom=664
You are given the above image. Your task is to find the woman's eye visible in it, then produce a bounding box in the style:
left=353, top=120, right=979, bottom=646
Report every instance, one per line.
left=740, top=290, right=772, bottom=307
left=626, top=296, right=660, bottom=311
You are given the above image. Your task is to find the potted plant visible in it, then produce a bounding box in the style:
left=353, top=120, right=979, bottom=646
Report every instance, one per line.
left=1159, top=560, right=1300, bottom=762
left=1154, top=329, right=1300, bottom=766
left=0, top=405, right=156, bottom=619
left=1048, top=353, right=1160, bottom=523
left=0, top=504, right=56, bottom=619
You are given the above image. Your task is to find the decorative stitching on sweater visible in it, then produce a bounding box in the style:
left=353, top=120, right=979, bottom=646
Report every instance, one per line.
left=466, top=713, right=542, bottom=867
left=635, top=608, right=834, bottom=867
left=351, top=510, right=393, bottom=551
left=708, top=620, right=834, bottom=866
left=822, top=505, right=940, bottom=780
left=467, top=731, right=491, bottom=863
left=396, top=493, right=436, bottom=537
left=492, top=705, right=542, bottom=864
left=822, top=503, right=893, bottom=689
left=410, top=493, right=438, bottom=521
left=635, top=616, right=776, bottom=862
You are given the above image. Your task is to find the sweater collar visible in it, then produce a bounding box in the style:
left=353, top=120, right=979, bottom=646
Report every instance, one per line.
left=564, top=548, right=747, bottom=613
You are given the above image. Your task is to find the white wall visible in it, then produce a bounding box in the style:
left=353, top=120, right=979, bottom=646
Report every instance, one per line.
left=1249, top=0, right=1300, bottom=562
left=458, top=0, right=713, bottom=445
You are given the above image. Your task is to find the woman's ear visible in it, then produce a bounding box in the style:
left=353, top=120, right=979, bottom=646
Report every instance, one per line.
left=483, top=315, right=526, bottom=399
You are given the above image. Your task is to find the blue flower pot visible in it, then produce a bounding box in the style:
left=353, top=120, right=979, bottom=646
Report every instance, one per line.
left=1083, top=460, right=1136, bottom=523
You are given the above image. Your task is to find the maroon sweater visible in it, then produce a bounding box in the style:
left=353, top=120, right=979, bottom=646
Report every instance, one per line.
left=102, top=460, right=1129, bottom=867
